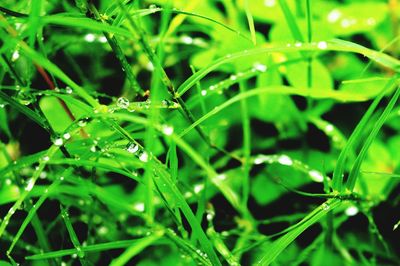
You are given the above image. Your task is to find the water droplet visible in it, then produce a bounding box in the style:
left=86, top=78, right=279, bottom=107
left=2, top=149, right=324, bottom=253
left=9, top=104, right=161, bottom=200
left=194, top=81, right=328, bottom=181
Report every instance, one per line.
left=63, top=133, right=71, bottom=140
left=98, top=226, right=109, bottom=235
left=90, top=146, right=96, bottom=152
left=327, top=9, right=341, bottom=23
left=25, top=178, right=34, bottom=191
left=230, top=75, right=237, bottom=81
left=253, top=63, right=267, bottom=72
left=126, top=143, right=139, bottom=154
left=201, top=90, right=207, bottom=96
left=277, top=155, right=293, bottom=166
left=98, top=36, right=108, bottom=43
left=149, top=4, right=158, bottom=10
left=206, top=212, right=214, bottom=221
left=146, top=61, right=154, bottom=71
left=194, top=183, right=204, bottom=194
left=366, top=17, right=376, bottom=26
left=216, top=174, right=226, bottom=180
left=133, top=202, right=145, bottom=212
left=295, top=42, right=302, bottom=47
left=65, top=86, right=72, bottom=94
left=253, top=155, right=265, bottom=165
left=0, top=103, right=5, bottom=108
left=84, top=33, right=96, bottom=42
left=139, top=151, right=149, bottom=162
left=309, top=170, right=324, bottom=182
left=60, top=176, right=65, bottom=181
left=39, top=171, right=47, bottom=179
left=11, top=50, right=20, bottom=62
left=180, top=35, right=193, bottom=44
left=117, top=97, right=130, bottom=109
left=264, top=0, right=276, bottom=7
left=71, top=253, right=78, bottom=259
left=340, top=18, right=356, bottom=28
left=325, top=124, right=334, bottom=133
left=209, top=85, right=215, bottom=91
left=78, top=119, right=87, bottom=127
left=345, top=206, right=359, bottom=216
left=5, top=179, right=12, bottom=185
left=54, top=138, right=63, bottom=146
left=41, top=156, right=50, bottom=162
left=317, top=41, right=328, bottom=50
left=162, top=125, right=174, bottom=136
left=321, top=203, right=330, bottom=210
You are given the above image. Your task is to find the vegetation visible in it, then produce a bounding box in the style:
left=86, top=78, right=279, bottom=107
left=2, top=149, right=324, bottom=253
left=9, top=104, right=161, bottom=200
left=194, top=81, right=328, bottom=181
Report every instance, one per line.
left=0, top=0, right=399, bottom=265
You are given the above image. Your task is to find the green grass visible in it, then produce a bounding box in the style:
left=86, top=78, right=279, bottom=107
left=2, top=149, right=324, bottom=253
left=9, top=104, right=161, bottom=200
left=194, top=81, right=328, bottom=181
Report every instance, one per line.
left=0, top=0, right=400, bottom=265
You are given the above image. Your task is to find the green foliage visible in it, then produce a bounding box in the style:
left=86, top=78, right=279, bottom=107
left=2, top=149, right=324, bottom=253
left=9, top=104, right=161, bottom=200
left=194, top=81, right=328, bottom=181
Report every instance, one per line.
left=0, top=0, right=399, bottom=265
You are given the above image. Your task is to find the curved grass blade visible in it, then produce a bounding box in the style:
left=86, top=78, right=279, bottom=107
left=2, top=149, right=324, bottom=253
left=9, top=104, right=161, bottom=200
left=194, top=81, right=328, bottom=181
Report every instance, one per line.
left=177, top=40, right=400, bottom=96
left=0, top=145, right=60, bottom=238
left=7, top=175, right=65, bottom=254
left=331, top=76, right=398, bottom=192
left=255, top=199, right=341, bottom=265
left=346, top=86, right=400, bottom=191
left=179, top=86, right=375, bottom=138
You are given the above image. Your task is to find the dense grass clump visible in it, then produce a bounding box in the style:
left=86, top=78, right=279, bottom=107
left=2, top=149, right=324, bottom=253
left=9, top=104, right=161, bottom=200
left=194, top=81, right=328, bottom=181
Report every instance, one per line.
left=0, top=0, right=399, bottom=265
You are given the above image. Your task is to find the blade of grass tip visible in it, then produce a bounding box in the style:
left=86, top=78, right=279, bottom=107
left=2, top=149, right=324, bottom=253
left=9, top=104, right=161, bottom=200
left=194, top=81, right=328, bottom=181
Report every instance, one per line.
left=164, top=0, right=201, bottom=37
left=331, top=76, right=398, bottom=192
left=346, top=86, right=400, bottom=191
left=278, top=0, right=303, bottom=42
left=109, top=230, right=164, bottom=266
left=166, top=9, right=252, bottom=43
left=60, top=204, right=86, bottom=263
left=0, top=145, right=60, bottom=238
left=255, top=199, right=341, bottom=266
left=244, top=0, right=257, bottom=45
left=27, top=0, right=42, bottom=47
left=86, top=3, right=144, bottom=96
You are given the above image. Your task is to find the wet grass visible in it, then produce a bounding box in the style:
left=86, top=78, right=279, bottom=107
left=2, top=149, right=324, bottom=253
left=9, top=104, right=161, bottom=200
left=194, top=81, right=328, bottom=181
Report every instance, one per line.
left=0, top=0, right=399, bottom=265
